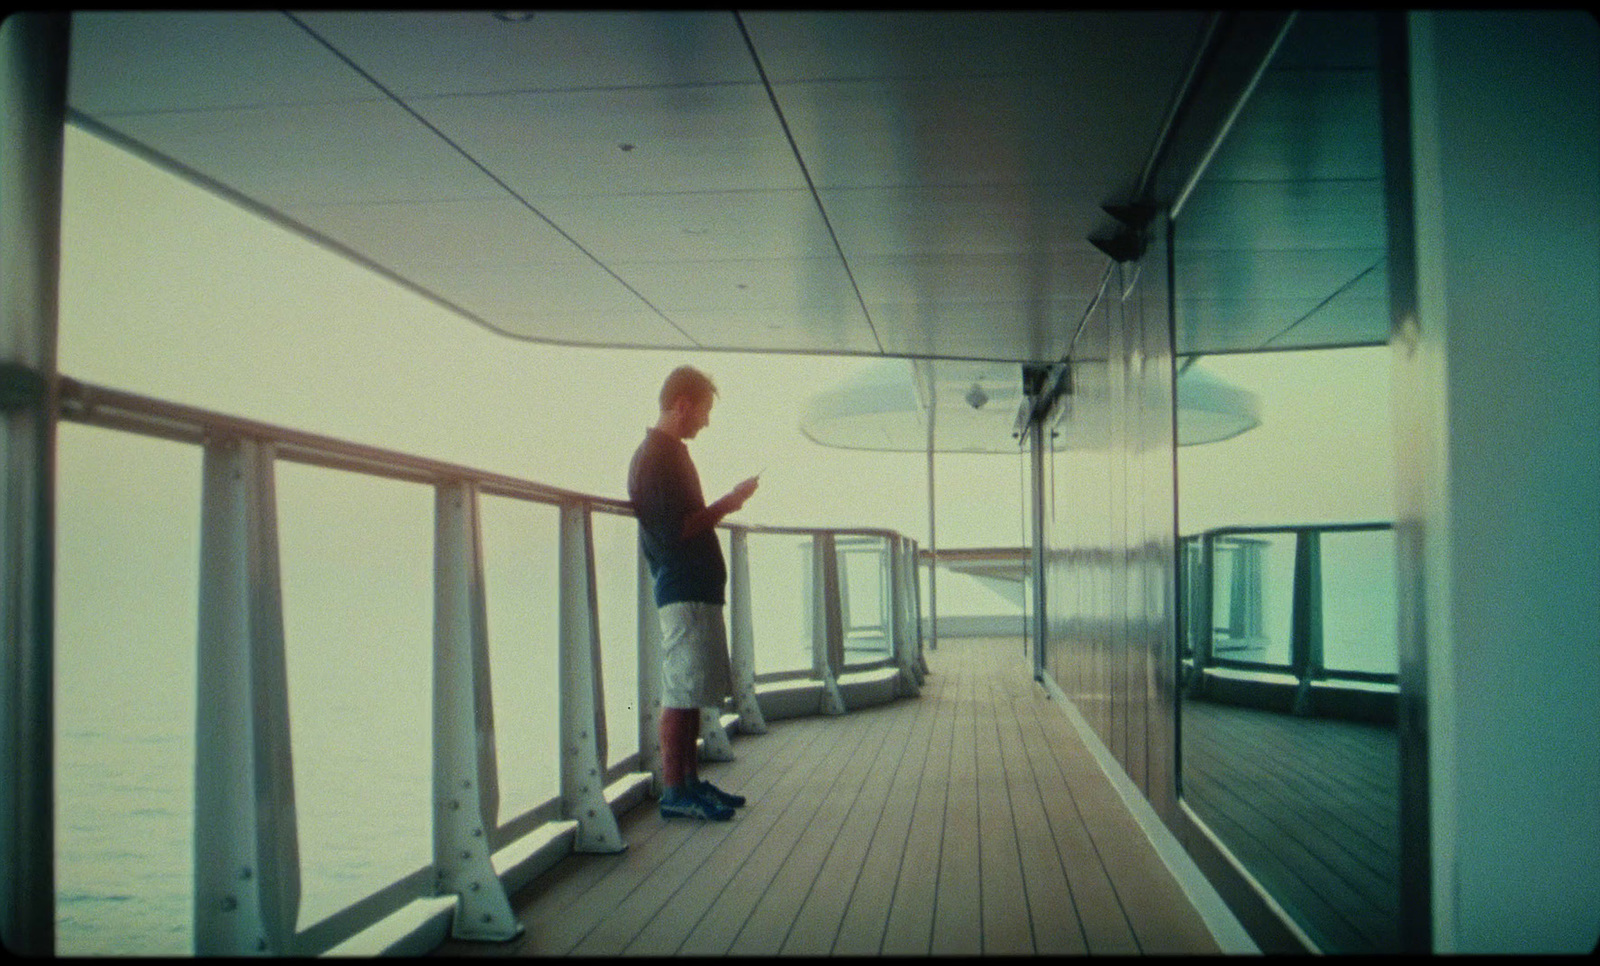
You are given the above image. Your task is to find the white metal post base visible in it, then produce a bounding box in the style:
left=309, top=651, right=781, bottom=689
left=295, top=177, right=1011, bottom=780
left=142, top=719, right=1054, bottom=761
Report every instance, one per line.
left=699, top=705, right=736, bottom=762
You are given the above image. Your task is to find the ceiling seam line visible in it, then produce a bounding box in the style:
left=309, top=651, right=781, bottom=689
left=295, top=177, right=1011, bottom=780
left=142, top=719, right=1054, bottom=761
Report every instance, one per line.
left=279, top=11, right=705, bottom=348
left=1261, top=258, right=1384, bottom=348
left=730, top=10, right=888, bottom=356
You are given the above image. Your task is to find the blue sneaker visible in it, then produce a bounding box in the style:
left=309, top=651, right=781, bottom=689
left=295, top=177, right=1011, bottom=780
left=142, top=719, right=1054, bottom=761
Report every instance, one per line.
left=659, top=785, right=733, bottom=821
left=695, top=778, right=746, bottom=809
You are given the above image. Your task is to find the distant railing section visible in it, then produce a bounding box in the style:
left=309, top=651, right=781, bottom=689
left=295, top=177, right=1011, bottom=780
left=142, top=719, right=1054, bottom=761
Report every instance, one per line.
left=54, top=377, right=926, bottom=956
left=1178, top=523, right=1398, bottom=710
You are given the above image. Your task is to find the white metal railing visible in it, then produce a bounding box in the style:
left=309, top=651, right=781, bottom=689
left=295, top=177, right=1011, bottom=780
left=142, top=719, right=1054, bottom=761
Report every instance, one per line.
left=53, top=376, right=925, bottom=955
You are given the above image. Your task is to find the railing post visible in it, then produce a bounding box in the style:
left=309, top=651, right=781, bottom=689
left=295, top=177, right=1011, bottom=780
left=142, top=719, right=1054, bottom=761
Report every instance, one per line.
left=637, top=543, right=663, bottom=796
left=194, top=437, right=301, bottom=955
left=1290, top=529, right=1324, bottom=715
left=911, top=540, right=929, bottom=677
left=697, top=529, right=736, bottom=762
left=558, top=502, right=625, bottom=853
left=728, top=527, right=767, bottom=733
left=891, top=536, right=922, bottom=695
left=431, top=482, right=520, bottom=942
left=1197, top=532, right=1216, bottom=671
left=812, top=533, right=847, bottom=715
left=1, top=13, right=68, bottom=956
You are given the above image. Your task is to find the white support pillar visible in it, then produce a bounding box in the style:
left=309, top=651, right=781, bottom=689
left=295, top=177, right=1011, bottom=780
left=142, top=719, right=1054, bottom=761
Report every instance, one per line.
left=636, top=544, right=663, bottom=796
left=193, top=437, right=301, bottom=955
left=431, top=482, right=520, bottom=943
left=812, top=533, right=847, bottom=716
left=0, top=13, right=67, bottom=957
left=728, top=527, right=767, bottom=733
left=558, top=502, right=625, bottom=854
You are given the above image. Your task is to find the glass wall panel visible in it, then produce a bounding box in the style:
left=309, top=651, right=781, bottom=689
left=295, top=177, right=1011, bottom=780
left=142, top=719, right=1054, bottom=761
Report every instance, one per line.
left=1172, top=11, right=1399, bottom=954
left=1320, top=529, right=1398, bottom=677
left=55, top=425, right=201, bottom=955
left=747, top=532, right=811, bottom=675
left=591, top=510, right=640, bottom=769
left=1210, top=532, right=1296, bottom=669
left=274, top=463, right=434, bottom=933
left=839, top=537, right=890, bottom=665
left=478, top=496, right=561, bottom=823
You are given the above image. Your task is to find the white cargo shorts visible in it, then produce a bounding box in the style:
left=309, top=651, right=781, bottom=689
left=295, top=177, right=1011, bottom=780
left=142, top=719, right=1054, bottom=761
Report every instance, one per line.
left=657, top=600, right=733, bottom=710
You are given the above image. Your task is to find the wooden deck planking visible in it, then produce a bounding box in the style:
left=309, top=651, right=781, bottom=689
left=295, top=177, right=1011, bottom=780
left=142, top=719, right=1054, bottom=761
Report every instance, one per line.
left=877, top=660, right=955, bottom=955
left=827, top=668, right=940, bottom=955
left=931, top=645, right=983, bottom=955
left=433, top=637, right=1225, bottom=958
left=1180, top=698, right=1399, bottom=953
left=777, top=696, right=921, bottom=954
left=647, top=709, right=876, bottom=955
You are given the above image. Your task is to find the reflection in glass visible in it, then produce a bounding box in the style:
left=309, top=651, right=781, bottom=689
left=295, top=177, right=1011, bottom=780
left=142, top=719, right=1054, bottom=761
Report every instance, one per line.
left=1173, top=11, right=1400, bottom=954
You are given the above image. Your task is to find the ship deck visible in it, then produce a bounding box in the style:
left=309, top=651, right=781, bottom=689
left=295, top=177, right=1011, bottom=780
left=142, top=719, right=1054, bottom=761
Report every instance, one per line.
left=434, top=636, right=1224, bottom=956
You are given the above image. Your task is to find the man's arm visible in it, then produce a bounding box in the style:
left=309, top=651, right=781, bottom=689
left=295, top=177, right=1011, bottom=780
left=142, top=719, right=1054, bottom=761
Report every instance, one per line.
left=680, top=476, right=759, bottom=541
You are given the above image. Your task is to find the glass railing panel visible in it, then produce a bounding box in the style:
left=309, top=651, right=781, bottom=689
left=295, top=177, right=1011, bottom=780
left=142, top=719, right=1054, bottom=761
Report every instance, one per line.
left=1319, top=528, right=1398, bottom=677
left=55, top=424, right=202, bottom=956
left=477, top=495, right=562, bottom=827
left=747, top=532, right=812, bottom=676
left=273, top=462, right=434, bottom=933
left=840, top=537, right=891, bottom=665
left=1211, top=532, right=1296, bottom=669
left=591, top=509, right=640, bottom=769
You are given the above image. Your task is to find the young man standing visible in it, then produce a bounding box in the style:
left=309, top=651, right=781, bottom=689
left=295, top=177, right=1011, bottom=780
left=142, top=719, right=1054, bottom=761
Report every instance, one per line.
left=628, top=365, right=759, bottom=821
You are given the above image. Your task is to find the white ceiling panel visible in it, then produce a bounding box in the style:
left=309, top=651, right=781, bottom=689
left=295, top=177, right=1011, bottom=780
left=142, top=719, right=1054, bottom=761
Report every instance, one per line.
left=103, top=101, right=505, bottom=209
left=287, top=199, right=594, bottom=270
left=528, top=191, right=838, bottom=263
left=666, top=307, right=882, bottom=355
left=457, top=303, right=696, bottom=349
left=870, top=302, right=1072, bottom=361
left=740, top=11, right=1208, bottom=84
left=68, top=11, right=376, bottom=113
left=411, top=84, right=804, bottom=198
left=396, top=261, right=649, bottom=317
left=292, top=10, right=759, bottom=96
left=818, top=185, right=1101, bottom=258
left=607, top=259, right=859, bottom=312
left=847, top=253, right=1106, bottom=307
left=769, top=76, right=1167, bottom=191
